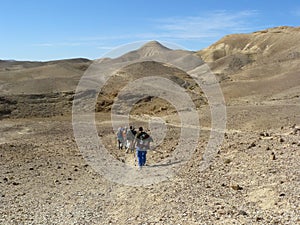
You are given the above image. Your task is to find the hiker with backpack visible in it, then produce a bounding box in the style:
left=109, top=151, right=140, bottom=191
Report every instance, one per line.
left=126, top=125, right=136, bottom=153
left=122, top=126, right=128, bottom=150
left=133, top=127, right=153, bottom=169
left=116, top=127, right=124, bottom=150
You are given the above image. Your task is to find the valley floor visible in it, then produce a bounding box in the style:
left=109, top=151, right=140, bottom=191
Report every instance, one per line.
left=0, top=103, right=299, bottom=224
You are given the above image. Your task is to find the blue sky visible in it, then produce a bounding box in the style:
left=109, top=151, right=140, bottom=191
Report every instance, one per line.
left=1, top=0, right=300, bottom=61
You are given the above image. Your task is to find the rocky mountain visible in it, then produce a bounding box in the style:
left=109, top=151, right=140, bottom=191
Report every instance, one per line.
left=198, top=26, right=300, bottom=69
left=197, top=26, right=300, bottom=104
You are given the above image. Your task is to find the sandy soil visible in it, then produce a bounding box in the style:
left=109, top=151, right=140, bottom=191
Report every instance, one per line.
left=0, top=101, right=299, bottom=224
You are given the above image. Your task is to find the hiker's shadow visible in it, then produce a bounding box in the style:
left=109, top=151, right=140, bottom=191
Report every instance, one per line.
left=147, top=160, right=183, bottom=168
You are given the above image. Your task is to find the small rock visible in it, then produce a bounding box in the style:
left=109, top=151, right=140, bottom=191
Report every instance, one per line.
left=224, top=158, right=232, bottom=164
left=3, top=177, right=8, bottom=182
left=238, top=210, right=248, bottom=216
left=271, top=152, right=276, bottom=160
left=279, top=193, right=285, bottom=197
left=256, top=217, right=263, bottom=221
left=12, top=182, right=20, bottom=186
left=279, top=137, right=285, bottom=143
left=55, top=180, right=61, bottom=184
left=260, top=132, right=270, bottom=137
left=231, top=184, right=243, bottom=190
left=248, top=142, right=256, bottom=149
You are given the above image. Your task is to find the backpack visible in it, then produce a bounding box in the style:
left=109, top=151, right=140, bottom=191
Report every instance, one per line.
left=137, top=132, right=151, bottom=149
left=126, top=129, right=135, bottom=140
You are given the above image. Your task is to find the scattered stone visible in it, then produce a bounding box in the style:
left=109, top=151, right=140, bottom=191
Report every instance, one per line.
left=224, top=158, right=232, bottom=164
left=266, top=146, right=271, bottom=150
left=238, top=210, right=248, bottom=216
left=3, top=177, right=8, bottom=182
left=67, top=177, right=72, bottom=181
left=272, top=152, right=276, bottom=160
left=29, top=167, right=34, bottom=170
left=279, top=193, right=285, bottom=197
left=279, top=137, right=285, bottom=143
left=248, top=142, right=256, bottom=149
left=291, top=124, right=300, bottom=134
left=260, top=132, right=270, bottom=137
left=12, top=182, right=20, bottom=186
left=231, top=184, right=243, bottom=191
left=256, top=217, right=263, bottom=221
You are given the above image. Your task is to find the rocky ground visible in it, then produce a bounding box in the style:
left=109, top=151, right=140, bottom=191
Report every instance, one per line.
left=0, top=104, right=299, bottom=224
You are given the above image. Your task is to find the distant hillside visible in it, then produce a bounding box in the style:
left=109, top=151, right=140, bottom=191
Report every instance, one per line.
left=198, top=26, right=300, bottom=63
left=1, top=26, right=300, bottom=119
left=0, top=58, right=91, bottom=118
left=0, top=43, right=205, bottom=119
left=0, top=58, right=91, bottom=95
left=197, top=26, right=300, bottom=103
left=94, top=41, right=206, bottom=113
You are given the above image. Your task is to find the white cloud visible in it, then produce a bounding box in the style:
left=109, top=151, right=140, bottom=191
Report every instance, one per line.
left=96, top=46, right=115, bottom=50
left=32, top=10, right=261, bottom=51
left=33, top=43, right=55, bottom=47
left=153, top=10, right=259, bottom=40
left=33, top=42, right=85, bottom=47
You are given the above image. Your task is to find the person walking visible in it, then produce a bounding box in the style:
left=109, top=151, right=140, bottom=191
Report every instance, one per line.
left=134, top=127, right=153, bottom=169
left=122, top=126, right=128, bottom=150
left=126, top=125, right=136, bottom=153
left=116, top=127, right=124, bottom=150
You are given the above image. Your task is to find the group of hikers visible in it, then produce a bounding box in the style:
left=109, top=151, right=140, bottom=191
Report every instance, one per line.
left=116, top=125, right=153, bottom=169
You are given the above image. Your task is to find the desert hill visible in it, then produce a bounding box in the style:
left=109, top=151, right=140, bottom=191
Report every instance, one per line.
left=198, top=26, right=300, bottom=66
left=0, top=58, right=91, bottom=94
left=0, top=58, right=91, bottom=118
left=0, top=41, right=206, bottom=119
left=197, top=26, right=300, bottom=106
left=95, top=41, right=205, bottom=113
